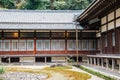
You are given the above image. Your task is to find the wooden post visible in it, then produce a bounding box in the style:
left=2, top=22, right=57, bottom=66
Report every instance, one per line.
left=76, top=23, right=79, bottom=65
left=112, top=59, right=115, bottom=71
left=9, top=57, right=10, bottom=65
left=119, top=60, right=120, bottom=73
left=34, top=30, right=36, bottom=54
left=65, top=30, right=67, bottom=63
left=50, top=30, right=51, bottom=54
left=34, top=38, right=36, bottom=54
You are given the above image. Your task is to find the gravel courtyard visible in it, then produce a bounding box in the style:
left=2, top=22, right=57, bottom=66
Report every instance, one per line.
left=0, top=65, right=103, bottom=80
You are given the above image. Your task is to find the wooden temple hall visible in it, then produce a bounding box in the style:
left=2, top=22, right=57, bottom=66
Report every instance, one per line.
left=77, top=0, right=120, bottom=72
left=0, top=10, right=99, bottom=64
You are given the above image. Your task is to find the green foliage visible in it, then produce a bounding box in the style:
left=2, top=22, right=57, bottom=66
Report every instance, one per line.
left=0, top=0, right=15, bottom=9
left=25, top=0, right=50, bottom=10
left=0, top=0, right=28, bottom=9
left=67, top=56, right=75, bottom=62
left=0, top=0, right=93, bottom=10
left=77, top=65, right=117, bottom=80
left=0, top=67, right=5, bottom=74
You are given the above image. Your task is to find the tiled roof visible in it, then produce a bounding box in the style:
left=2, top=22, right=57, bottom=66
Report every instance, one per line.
left=0, top=10, right=83, bottom=23
left=0, top=10, right=83, bottom=30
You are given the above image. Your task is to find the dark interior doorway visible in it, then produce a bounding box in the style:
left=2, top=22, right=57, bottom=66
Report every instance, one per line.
left=1, top=57, right=9, bottom=63
left=46, top=57, right=51, bottom=62
left=72, top=56, right=82, bottom=62
left=10, top=57, right=20, bottom=63
left=78, top=57, right=82, bottom=62
left=35, top=57, right=45, bottom=62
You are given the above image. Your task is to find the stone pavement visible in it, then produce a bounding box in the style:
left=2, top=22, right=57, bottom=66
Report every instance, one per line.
left=81, top=64, right=120, bottom=80
left=0, top=72, right=48, bottom=80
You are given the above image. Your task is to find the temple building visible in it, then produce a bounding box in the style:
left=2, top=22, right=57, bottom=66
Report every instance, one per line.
left=0, top=10, right=99, bottom=64
left=77, top=0, right=120, bottom=72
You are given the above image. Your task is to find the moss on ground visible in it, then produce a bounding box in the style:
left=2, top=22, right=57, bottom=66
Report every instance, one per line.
left=4, top=66, right=91, bottom=80
left=43, top=66, right=91, bottom=80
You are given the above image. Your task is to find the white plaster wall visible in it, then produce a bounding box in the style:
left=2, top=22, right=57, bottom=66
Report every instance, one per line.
left=116, top=18, right=120, bottom=28
left=96, top=33, right=101, bottom=37
left=108, top=21, right=114, bottom=30
left=108, top=12, right=114, bottom=21
left=116, top=8, right=120, bottom=18
left=52, top=57, right=65, bottom=62
left=116, top=60, right=119, bottom=64
left=101, top=16, right=106, bottom=24
left=101, top=25, right=107, bottom=32
left=20, top=57, right=35, bottom=62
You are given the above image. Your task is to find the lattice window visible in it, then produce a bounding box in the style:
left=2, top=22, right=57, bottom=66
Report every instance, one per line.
left=19, top=40, right=26, bottom=51
left=36, top=40, right=43, bottom=50
left=27, top=40, right=34, bottom=50
left=44, top=40, right=50, bottom=50
left=12, top=40, right=19, bottom=51
left=82, top=40, right=88, bottom=50
left=67, top=40, right=76, bottom=50
left=3, top=40, right=10, bottom=51
left=0, top=40, right=2, bottom=51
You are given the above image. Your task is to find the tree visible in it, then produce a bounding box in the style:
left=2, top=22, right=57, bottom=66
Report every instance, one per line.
left=25, top=0, right=50, bottom=10
left=0, top=0, right=93, bottom=10
left=53, top=0, right=91, bottom=10
left=0, top=0, right=27, bottom=9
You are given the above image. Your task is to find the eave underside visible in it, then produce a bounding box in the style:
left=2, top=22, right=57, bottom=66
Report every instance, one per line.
left=78, top=0, right=120, bottom=30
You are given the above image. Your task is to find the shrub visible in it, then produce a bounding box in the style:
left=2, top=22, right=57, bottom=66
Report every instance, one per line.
left=0, top=67, right=5, bottom=74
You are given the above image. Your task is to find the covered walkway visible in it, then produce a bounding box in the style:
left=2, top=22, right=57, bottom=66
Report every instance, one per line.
left=81, top=64, right=120, bottom=80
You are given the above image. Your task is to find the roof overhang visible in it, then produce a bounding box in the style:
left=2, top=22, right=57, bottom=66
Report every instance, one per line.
left=0, top=22, right=83, bottom=30
left=77, top=0, right=120, bottom=30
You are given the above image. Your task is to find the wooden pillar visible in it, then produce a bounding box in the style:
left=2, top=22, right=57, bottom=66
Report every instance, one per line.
left=34, top=30, right=36, bottom=54
left=10, top=40, right=12, bottom=55
left=90, top=57, right=92, bottom=65
left=106, top=15, right=108, bottom=54
left=106, top=58, right=109, bottom=69
left=114, top=9, right=116, bottom=54
left=9, top=57, right=10, bottom=65
left=18, top=30, right=20, bottom=51
left=94, top=57, right=96, bottom=65
left=81, top=30, right=83, bottom=50
left=75, top=22, right=79, bottom=65
left=97, top=58, right=100, bottom=66
left=0, top=58, right=1, bottom=64
left=45, top=57, right=47, bottom=63
left=26, top=40, right=27, bottom=52
left=87, top=57, right=89, bottom=65
left=21, top=57, right=23, bottom=65
left=112, top=59, right=115, bottom=71
left=76, top=25, right=79, bottom=65
left=50, top=30, right=52, bottom=54
left=65, top=30, right=67, bottom=62
left=101, top=58, right=104, bottom=68
left=2, top=30, right=4, bottom=55
left=119, top=60, right=120, bottom=73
